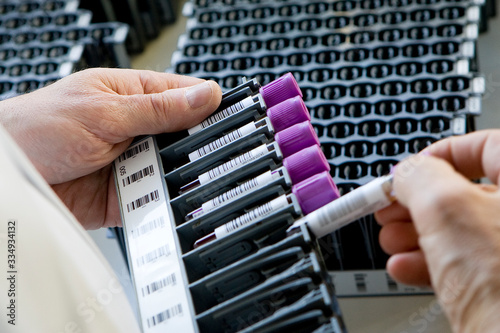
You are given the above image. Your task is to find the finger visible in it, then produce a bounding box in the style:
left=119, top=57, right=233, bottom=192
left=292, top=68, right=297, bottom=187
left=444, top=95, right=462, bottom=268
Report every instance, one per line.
left=386, top=250, right=431, bottom=286
left=121, top=80, right=222, bottom=137
left=81, top=68, right=208, bottom=95
left=135, top=71, right=209, bottom=93
left=379, top=222, right=419, bottom=255
left=374, top=202, right=411, bottom=226
left=392, top=155, right=475, bottom=237
left=424, top=130, right=500, bottom=184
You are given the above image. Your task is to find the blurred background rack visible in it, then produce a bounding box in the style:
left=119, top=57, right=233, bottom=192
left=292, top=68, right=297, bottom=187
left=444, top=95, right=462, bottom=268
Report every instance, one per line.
left=168, top=0, right=486, bottom=298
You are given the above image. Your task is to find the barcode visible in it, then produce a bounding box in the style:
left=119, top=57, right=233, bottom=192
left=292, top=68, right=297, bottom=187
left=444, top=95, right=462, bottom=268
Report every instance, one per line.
left=199, top=100, right=248, bottom=130
left=198, top=145, right=269, bottom=185
left=210, top=176, right=260, bottom=208
left=386, top=273, right=398, bottom=291
left=207, top=150, right=258, bottom=181
left=223, top=200, right=276, bottom=234
left=122, top=165, right=154, bottom=187
left=136, top=245, right=171, bottom=267
left=141, top=273, right=177, bottom=296
left=131, top=216, right=165, bottom=239
left=147, top=304, right=183, bottom=328
left=355, top=273, right=367, bottom=292
left=118, top=141, right=150, bottom=162
left=190, top=128, right=245, bottom=161
left=127, top=190, right=159, bottom=212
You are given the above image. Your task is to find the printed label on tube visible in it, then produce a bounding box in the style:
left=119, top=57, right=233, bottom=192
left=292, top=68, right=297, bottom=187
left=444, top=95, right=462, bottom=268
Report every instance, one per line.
left=198, top=144, right=269, bottom=185
left=214, top=195, right=289, bottom=239
left=195, top=170, right=277, bottom=218
left=307, top=175, right=393, bottom=238
left=188, top=95, right=255, bottom=135
left=188, top=122, right=257, bottom=162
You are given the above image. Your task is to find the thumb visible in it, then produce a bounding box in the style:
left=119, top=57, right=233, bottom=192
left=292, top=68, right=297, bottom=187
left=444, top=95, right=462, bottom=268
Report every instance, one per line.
left=121, top=80, right=222, bottom=137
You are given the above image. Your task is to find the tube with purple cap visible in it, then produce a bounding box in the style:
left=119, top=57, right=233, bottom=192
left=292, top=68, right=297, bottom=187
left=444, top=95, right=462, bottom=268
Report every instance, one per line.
left=193, top=171, right=341, bottom=248
left=186, top=99, right=312, bottom=164
left=179, top=123, right=325, bottom=194
left=188, top=73, right=303, bottom=135
left=287, top=174, right=396, bottom=238
left=184, top=133, right=326, bottom=220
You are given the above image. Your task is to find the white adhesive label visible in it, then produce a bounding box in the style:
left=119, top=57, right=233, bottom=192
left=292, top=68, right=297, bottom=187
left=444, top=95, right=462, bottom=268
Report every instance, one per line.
left=461, top=41, right=475, bottom=58
left=466, top=24, right=478, bottom=39
left=452, top=116, right=466, bottom=135
left=472, top=77, right=486, bottom=94
left=199, top=170, right=276, bottom=215
left=188, top=122, right=257, bottom=162
left=214, top=195, right=289, bottom=239
left=114, top=137, right=195, bottom=333
left=467, top=96, right=481, bottom=115
left=198, top=144, right=269, bottom=185
left=306, top=176, right=393, bottom=238
left=188, top=96, right=255, bottom=135
left=467, top=6, right=480, bottom=21
left=456, top=59, right=469, bottom=75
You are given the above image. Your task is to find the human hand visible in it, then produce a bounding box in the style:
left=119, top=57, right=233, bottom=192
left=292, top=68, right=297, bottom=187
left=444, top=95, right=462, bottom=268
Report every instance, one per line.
left=0, top=68, right=222, bottom=229
left=375, top=130, right=500, bottom=332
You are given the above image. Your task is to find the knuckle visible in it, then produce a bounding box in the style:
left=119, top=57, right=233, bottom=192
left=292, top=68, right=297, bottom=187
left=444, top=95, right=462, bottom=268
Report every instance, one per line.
left=424, top=184, right=472, bottom=221
left=148, top=93, right=187, bottom=131
left=149, top=93, right=172, bottom=121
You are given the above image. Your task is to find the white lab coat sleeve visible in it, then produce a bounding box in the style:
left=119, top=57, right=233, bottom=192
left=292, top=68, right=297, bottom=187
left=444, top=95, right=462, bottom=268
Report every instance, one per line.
left=0, top=124, right=141, bottom=333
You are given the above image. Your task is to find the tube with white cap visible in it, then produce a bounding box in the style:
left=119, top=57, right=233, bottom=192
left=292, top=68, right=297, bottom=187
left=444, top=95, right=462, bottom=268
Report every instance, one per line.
left=286, top=174, right=396, bottom=238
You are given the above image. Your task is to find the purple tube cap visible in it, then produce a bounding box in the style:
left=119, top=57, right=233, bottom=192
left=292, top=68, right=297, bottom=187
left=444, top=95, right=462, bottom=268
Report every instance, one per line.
left=259, top=73, right=302, bottom=108
left=292, top=171, right=340, bottom=215
left=275, top=121, right=320, bottom=157
left=267, top=96, right=311, bottom=133
left=283, top=145, right=330, bottom=184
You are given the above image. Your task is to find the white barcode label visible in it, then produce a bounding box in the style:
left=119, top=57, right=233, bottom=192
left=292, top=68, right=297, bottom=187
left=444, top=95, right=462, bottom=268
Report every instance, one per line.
left=214, top=195, right=289, bottom=239
left=307, top=175, right=393, bottom=238
left=141, top=273, right=177, bottom=296
left=114, top=136, right=195, bottom=332
left=127, top=190, right=159, bottom=212
left=198, top=144, right=269, bottom=185
left=147, top=304, right=183, bottom=328
left=122, top=165, right=155, bottom=187
left=187, top=96, right=255, bottom=135
left=131, top=216, right=165, bottom=239
left=136, top=245, right=171, bottom=267
left=200, top=170, right=276, bottom=215
left=188, top=122, right=257, bottom=162
left=118, top=140, right=150, bottom=162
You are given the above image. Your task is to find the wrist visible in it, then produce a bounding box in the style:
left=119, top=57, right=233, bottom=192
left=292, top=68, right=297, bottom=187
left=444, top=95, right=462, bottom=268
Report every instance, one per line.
left=423, top=230, right=500, bottom=333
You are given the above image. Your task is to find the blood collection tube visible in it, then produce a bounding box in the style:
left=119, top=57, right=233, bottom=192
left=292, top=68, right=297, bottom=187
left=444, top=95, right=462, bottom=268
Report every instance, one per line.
left=187, top=100, right=311, bottom=163
left=179, top=136, right=327, bottom=194
left=287, top=174, right=396, bottom=238
left=193, top=171, right=340, bottom=248
left=184, top=121, right=321, bottom=220
left=188, top=73, right=302, bottom=135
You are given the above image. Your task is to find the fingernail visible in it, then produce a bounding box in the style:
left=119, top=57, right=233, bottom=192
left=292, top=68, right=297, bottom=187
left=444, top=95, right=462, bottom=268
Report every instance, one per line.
left=419, top=149, right=432, bottom=156
left=185, top=81, right=213, bottom=109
